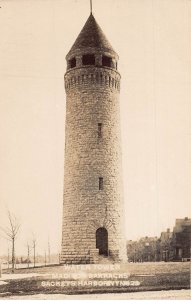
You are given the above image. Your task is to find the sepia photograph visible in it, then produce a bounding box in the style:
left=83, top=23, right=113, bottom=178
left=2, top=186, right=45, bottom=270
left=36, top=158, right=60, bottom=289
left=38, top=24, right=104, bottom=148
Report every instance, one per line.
left=0, top=0, right=190, bottom=299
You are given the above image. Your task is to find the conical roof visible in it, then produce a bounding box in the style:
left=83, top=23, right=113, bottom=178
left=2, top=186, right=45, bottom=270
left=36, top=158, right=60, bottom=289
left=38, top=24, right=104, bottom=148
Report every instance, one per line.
left=67, top=14, right=118, bottom=59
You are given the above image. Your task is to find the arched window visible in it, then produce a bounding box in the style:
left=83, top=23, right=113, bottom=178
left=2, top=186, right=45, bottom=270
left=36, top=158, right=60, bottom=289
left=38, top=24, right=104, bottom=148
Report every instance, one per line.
left=82, top=54, right=95, bottom=65
left=96, top=227, right=108, bottom=256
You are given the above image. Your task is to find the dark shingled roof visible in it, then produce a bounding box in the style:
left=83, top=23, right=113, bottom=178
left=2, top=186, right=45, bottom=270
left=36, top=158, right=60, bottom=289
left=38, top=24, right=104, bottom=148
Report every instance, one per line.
left=67, top=14, right=117, bottom=58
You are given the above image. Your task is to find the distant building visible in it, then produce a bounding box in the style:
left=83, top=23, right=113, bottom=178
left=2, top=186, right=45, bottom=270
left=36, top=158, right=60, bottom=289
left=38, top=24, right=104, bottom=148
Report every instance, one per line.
left=159, top=228, right=174, bottom=261
left=127, top=217, right=191, bottom=263
left=156, top=218, right=191, bottom=262
left=173, top=217, right=191, bottom=261
left=139, top=236, right=159, bottom=262
left=127, top=236, right=160, bottom=262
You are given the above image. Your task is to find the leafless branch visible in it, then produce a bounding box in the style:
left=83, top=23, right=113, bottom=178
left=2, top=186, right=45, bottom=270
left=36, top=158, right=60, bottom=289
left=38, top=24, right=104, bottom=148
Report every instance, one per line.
left=0, top=210, right=21, bottom=273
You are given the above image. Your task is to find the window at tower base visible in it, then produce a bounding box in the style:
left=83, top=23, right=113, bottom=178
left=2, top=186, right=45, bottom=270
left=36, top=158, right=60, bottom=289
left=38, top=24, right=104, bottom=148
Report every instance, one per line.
left=82, top=54, right=95, bottom=65
left=102, top=56, right=112, bottom=67
left=69, top=57, right=76, bottom=68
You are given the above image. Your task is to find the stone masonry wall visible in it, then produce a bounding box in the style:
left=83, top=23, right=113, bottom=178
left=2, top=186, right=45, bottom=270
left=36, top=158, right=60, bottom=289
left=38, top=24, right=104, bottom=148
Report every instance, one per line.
left=61, top=65, right=127, bottom=264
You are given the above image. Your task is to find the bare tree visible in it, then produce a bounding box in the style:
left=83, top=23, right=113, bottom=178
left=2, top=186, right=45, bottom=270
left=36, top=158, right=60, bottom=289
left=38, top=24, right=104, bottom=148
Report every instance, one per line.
left=0, top=210, right=20, bottom=273
left=0, top=259, right=2, bottom=278
left=48, top=238, right=50, bottom=264
left=26, top=242, right=31, bottom=268
left=44, top=250, right=47, bottom=266
left=32, top=237, right=37, bottom=268
left=7, top=247, right=10, bottom=269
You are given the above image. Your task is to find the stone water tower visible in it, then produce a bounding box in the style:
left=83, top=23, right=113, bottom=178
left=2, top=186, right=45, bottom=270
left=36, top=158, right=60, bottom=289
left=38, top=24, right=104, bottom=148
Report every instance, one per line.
left=60, top=13, right=127, bottom=264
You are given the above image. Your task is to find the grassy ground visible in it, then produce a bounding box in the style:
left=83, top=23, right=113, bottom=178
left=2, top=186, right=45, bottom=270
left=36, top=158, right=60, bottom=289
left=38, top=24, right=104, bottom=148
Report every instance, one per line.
left=0, top=262, right=190, bottom=297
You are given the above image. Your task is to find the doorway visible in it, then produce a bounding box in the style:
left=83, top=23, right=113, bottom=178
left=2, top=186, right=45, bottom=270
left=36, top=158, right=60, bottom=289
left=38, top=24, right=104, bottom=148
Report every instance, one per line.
left=96, top=227, right=108, bottom=256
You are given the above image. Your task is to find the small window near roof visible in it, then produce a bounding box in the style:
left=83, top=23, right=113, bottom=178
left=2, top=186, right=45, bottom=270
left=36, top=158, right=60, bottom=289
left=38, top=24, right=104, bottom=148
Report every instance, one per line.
left=82, top=54, right=95, bottom=65
left=69, top=57, right=76, bottom=68
left=102, top=56, right=112, bottom=67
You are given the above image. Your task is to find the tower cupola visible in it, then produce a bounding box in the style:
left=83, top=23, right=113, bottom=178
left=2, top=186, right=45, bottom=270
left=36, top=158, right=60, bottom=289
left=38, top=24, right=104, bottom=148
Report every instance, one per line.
left=66, top=14, right=118, bottom=71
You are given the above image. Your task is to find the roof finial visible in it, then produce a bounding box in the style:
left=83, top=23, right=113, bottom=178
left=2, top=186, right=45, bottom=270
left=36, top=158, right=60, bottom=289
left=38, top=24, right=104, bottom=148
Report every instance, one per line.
left=90, top=0, right=93, bottom=15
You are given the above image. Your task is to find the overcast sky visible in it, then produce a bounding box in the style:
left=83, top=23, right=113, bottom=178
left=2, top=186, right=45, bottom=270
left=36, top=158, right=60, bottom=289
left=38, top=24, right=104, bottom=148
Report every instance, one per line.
left=0, top=0, right=191, bottom=256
